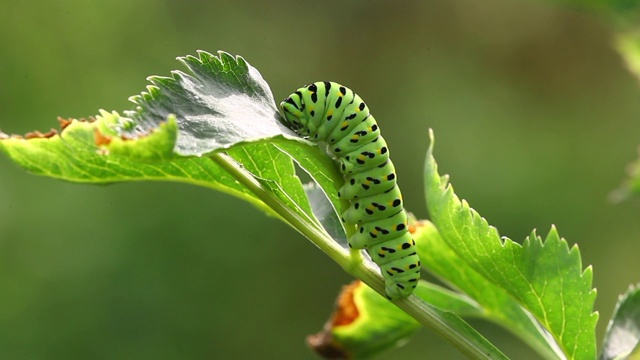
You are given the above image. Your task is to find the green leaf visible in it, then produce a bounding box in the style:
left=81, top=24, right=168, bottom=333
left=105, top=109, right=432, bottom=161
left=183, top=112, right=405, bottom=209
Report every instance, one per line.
left=123, top=50, right=299, bottom=156
left=308, top=281, right=421, bottom=359
left=303, top=182, right=347, bottom=245
left=0, top=115, right=281, bottom=215
left=226, top=142, right=322, bottom=232
left=414, top=220, right=565, bottom=359
left=273, top=139, right=348, bottom=239
left=308, top=280, right=504, bottom=360
left=424, top=130, right=598, bottom=360
left=601, top=284, right=640, bottom=360
left=413, top=281, right=485, bottom=318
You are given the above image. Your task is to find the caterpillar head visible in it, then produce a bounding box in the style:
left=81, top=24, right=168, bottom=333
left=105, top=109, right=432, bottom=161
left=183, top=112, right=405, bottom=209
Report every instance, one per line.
left=279, top=94, right=309, bottom=136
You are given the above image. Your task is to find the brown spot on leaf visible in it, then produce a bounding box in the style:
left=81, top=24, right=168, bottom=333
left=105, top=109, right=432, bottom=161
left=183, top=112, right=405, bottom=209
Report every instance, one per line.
left=25, top=129, right=58, bottom=139
left=408, top=219, right=428, bottom=234
left=2, top=115, right=98, bottom=141
left=331, top=281, right=360, bottom=327
left=57, top=117, right=73, bottom=130
left=94, top=128, right=112, bottom=146
left=306, top=281, right=361, bottom=359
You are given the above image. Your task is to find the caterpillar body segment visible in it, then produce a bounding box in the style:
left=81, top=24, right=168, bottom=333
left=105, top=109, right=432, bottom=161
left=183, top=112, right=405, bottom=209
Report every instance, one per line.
left=280, top=81, right=420, bottom=300
left=341, top=185, right=403, bottom=224
left=338, top=164, right=397, bottom=200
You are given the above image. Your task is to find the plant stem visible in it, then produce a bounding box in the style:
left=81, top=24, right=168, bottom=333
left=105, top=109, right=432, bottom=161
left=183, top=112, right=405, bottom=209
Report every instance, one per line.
left=210, top=153, right=347, bottom=262
left=210, top=152, right=507, bottom=360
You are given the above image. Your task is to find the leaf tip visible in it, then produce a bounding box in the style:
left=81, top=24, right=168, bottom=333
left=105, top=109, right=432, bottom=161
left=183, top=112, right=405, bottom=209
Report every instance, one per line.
left=216, top=49, right=234, bottom=60
left=97, top=109, right=113, bottom=118
left=57, top=117, right=73, bottom=130
left=428, top=128, right=435, bottom=153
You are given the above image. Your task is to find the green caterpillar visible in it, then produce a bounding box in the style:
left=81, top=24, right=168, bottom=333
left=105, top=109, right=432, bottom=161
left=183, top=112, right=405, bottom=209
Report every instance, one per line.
left=279, top=81, right=421, bottom=300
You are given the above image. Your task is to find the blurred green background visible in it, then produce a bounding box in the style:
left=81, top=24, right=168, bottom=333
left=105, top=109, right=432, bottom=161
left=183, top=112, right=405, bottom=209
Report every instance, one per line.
left=1, top=1, right=639, bottom=359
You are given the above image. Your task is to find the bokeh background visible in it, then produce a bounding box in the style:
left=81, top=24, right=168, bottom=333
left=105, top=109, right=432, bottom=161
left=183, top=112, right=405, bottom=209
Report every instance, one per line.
left=1, top=1, right=639, bottom=359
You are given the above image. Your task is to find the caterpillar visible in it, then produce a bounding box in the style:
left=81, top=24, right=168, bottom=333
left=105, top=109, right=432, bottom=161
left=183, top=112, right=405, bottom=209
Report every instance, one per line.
left=279, top=81, right=421, bottom=300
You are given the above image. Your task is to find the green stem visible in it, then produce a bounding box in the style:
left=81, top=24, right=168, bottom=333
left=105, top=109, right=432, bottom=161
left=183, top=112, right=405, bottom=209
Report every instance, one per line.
left=210, top=152, right=346, bottom=262
left=210, top=152, right=507, bottom=360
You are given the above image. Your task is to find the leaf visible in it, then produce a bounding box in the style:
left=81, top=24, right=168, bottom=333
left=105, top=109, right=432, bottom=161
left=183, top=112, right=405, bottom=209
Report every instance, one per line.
left=308, top=280, right=500, bottom=360
left=413, top=219, right=565, bottom=359
left=303, top=182, right=347, bottom=246
left=273, top=139, right=348, bottom=239
left=424, top=130, right=598, bottom=360
left=122, top=50, right=299, bottom=156
left=0, top=115, right=282, bottom=214
left=413, top=281, right=485, bottom=318
left=308, top=281, right=421, bottom=359
left=226, top=143, right=322, bottom=231
left=601, top=284, right=640, bottom=360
